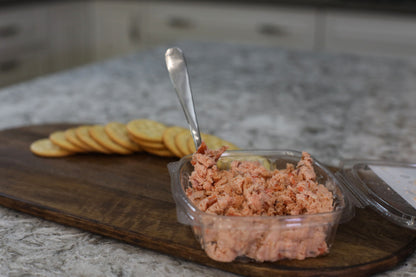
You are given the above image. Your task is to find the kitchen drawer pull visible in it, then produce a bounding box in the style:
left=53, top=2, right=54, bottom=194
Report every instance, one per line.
left=257, top=24, right=287, bottom=37
left=129, top=17, right=140, bottom=43
left=167, top=17, right=193, bottom=29
left=0, top=59, right=19, bottom=72
left=0, top=25, right=19, bottom=38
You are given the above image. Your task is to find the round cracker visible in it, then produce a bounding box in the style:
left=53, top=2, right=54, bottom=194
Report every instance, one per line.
left=104, top=122, right=143, bottom=152
left=174, top=130, right=194, bottom=156
left=214, top=137, right=239, bottom=150
left=128, top=134, right=172, bottom=157
left=89, top=125, right=133, bottom=155
left=30, top=138, right=74, bottom=157
left=142, top=146, right=175, bottom=157
left=186, top=133, right=209, bottom=153
left=50, top=131, right=85, bottom=153
left=128, top=133, right=144, bottom=145
left=162, top=126, right=188, bottom=158
left=126, top=119, right=167, bottom=143
left=127, top=132, right=165, bottom=149
left=134, top=139, right=166, bottom=150
left=187, top=134, right=239, bottom=153
left=75, top=125, right=112, bottom=154
left=65, top=128, right=93, bottom=151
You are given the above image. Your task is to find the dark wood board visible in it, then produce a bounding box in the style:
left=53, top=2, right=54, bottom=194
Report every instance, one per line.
left=0, top=124, right=415, bottom=277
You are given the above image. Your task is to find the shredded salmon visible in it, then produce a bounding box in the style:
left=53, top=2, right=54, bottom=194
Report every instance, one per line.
left=187, top=142, right=334, bottom=262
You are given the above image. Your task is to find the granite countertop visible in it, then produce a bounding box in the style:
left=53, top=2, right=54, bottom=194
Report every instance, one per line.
left=0, top=41, right=415, bottom=276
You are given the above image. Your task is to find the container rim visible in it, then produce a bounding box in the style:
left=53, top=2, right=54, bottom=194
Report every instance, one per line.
left=169, top=148, right=346, bottom=225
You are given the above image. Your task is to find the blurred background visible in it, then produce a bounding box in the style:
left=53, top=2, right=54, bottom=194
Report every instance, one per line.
left=1, top=0, right=416, bottom=88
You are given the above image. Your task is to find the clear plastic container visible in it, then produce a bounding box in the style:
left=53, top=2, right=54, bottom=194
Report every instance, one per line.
left=168, top=150, right=346, bottom=262
left=336, top=159, right=416, bottom=229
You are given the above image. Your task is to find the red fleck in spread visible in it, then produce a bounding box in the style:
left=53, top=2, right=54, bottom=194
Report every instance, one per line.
left=187, top=142, right=334, bottom=262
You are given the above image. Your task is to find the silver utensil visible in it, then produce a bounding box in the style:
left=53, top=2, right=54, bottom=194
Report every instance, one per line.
left=165, top=47, right=202, bottom=150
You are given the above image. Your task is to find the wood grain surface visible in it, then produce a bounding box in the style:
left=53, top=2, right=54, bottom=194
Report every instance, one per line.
left=0, top=124, right=415, bottom=277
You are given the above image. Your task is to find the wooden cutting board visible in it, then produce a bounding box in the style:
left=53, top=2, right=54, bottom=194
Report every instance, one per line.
left=0, top=124, right=415, bottom=277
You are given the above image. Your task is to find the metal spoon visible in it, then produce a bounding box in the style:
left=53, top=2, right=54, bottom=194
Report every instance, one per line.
left=165, top=47, right=202, bottom=150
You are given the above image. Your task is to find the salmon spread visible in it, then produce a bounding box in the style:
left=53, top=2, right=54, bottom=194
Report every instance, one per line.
left=186, top=142, right=334, bottom=262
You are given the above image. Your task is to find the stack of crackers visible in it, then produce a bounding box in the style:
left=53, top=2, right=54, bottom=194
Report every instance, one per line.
left=30, top=119, right=238, bottom=158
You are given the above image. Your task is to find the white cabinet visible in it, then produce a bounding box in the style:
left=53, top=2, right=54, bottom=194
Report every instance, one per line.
left=46, top=1, right=93, bottom=72
left=322, top=11, right=416, bottom=58
left=0, top=5, right=48, bottom=87
left=141, top=2, right=318, bottom=50
left=0, top=52, right=46, bottom=88
left=0, top=5, right=47, bottom=52
left=0, top=1, right=94, bottom=87
left=89, top=1, right=318, bottom=56
left=91, top=1, right=143, bottom=61
left=2, top=0, right=416, bottom=88
left=89, top=1, right=416, bottom=60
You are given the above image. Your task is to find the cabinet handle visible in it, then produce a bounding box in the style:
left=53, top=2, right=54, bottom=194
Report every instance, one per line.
left=0, top=59, right=19, bottom=72
left=257, top=24, right=287, bottom=37
left=167, top=17, right=192, bottom=29
left=0, top=25, right=19, bottom=38
left=129, top=23, right=140, bottom=43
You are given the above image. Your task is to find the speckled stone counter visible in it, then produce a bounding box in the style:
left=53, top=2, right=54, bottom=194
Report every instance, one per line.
left=0, top=42, right=415, bottom=276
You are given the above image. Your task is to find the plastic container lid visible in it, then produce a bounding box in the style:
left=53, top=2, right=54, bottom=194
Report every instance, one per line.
left=336, top=160, right=416, bottom=229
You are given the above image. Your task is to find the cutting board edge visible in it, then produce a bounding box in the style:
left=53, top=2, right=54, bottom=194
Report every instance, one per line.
left=2, top=192, right=416, bottom=277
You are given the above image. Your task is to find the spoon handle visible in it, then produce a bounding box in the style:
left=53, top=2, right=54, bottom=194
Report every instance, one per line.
left=165, top=47, right=202, bottom=150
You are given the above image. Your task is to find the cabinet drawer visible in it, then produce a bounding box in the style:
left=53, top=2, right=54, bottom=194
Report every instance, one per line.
left=323, top=11, right=416, bottom=58
left=47, top=2, right=92, bottom=72
left=142, top=3, right=317, bottom=50
left=0, top=6, right=47, bottom=51
left=92, top=1, right=142, bottom=60
left=0, top=52, right=45, bottom=87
